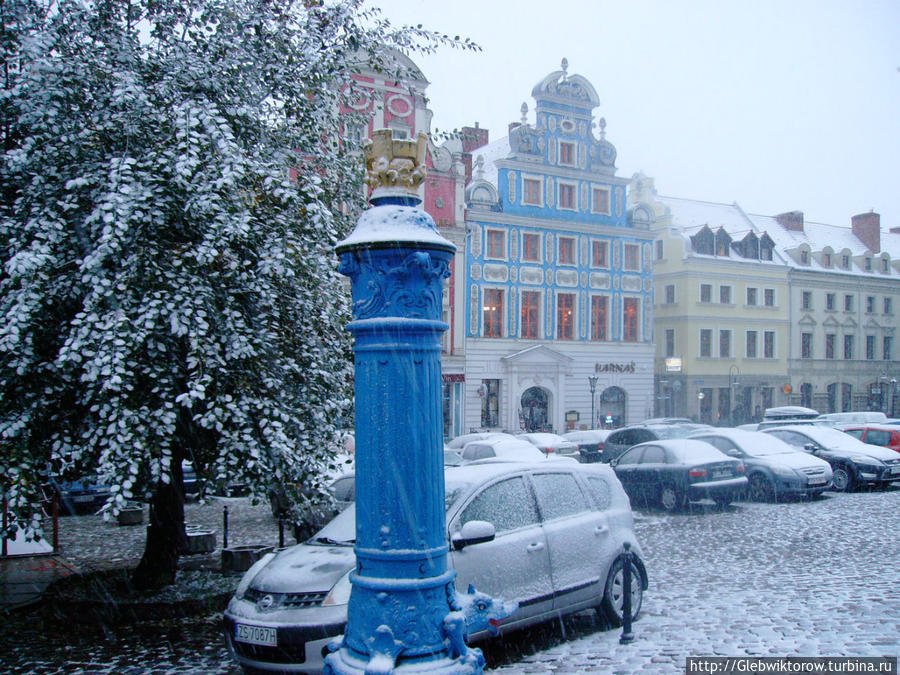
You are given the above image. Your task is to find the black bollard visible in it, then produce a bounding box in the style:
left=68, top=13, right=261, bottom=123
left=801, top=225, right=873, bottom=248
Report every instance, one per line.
left=223, top=505, right=229, bottom=549
left=278, top=518, right=285, bottom=548
left=619, top=542, right=635, bottom=644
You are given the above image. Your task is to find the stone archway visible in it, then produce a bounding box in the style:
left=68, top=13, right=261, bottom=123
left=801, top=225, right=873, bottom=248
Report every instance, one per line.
left=520, top=386, right=551, bottom=432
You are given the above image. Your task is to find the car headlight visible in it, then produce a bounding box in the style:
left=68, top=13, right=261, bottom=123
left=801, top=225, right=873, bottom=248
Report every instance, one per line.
left=323, top=570, right=353, bottom=606
left=234, top=552, right=275, bottom=600
left=772, top=465, right=799, bottom=477
left=851, top=456, right=882, bottom=466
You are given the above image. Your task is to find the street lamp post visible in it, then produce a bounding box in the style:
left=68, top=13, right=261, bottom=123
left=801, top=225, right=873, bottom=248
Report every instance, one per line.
left=588, top=375, right=598, bottom=429
left=326, top=131, right=511, bottom=674
left=728, top=365, right=741, bottom=426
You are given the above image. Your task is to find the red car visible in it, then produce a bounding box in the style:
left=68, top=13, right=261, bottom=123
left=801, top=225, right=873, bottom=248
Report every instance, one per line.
left=841, top=424, right=900, bottom=454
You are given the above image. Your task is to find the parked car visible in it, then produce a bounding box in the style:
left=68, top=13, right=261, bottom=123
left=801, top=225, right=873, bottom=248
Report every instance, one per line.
left=816, top=411, right=889, bottom=427
left=224, top=461, right=648, bottom=674
left=603, top=422, right=712, bottom=463
left=446, top=432, right=515, bottom=450
left=763, top=406, right=820, bottom=422
left=182, top=461, right=201, bottom=500
left=689, top=428, right=832, bottom=501
left=611, top=439, right=748, bottom=511
left=458, top=437, right=548, bottom=464
left=563, top=429, right=612, bottom=463
left=516, top=432, right=580, bottom=459
left=840, top=424, right=900, bottom=454
left=53, top=475, right=111, bottom=516
left=762, top=425, right=900, bottom=491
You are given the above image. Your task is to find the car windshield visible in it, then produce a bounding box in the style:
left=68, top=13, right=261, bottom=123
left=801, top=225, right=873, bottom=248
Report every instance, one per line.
left=308, top=483, right=470, bottom=545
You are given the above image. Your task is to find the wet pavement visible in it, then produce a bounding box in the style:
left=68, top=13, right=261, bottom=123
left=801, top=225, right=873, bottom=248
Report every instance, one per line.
left=4, top=487, right=900, bottom=673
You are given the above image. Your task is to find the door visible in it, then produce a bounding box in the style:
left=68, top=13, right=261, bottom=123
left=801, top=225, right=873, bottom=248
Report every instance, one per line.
left=449, top=475, right=554, bottom=620
left=530, top=471, right=607, bottom=610
left=632, top=444, right=668, bottom=502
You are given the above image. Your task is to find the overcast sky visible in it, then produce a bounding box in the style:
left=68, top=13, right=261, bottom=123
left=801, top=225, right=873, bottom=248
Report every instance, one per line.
left=370, top=0, right=900, bottom=233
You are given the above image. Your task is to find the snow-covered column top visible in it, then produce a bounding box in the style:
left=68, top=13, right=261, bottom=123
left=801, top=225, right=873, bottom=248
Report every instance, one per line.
left=336, top=130, right=455, bottom=256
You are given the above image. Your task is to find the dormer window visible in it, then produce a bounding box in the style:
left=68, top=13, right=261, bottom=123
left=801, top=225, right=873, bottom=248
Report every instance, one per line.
left=691, top=226, right=714, bottom=255
left=759, top=234, right=774, bottom=261
left=882, top=258, right=890, bottom=273
left=824, top=253, right=832, bottom=267
left=842, top=255, right=850, bottom=269
left=864, top=257, right=872, bottom=272
left=800, top=250, right=809, bottom=265
left=715, top=229, right=731, bottom=256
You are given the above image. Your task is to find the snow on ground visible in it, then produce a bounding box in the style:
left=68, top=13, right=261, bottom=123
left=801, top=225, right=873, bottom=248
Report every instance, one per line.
left=6, top=488, right=900, bottom=673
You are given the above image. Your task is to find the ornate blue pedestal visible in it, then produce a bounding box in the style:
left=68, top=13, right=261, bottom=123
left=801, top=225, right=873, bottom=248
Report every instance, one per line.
left=324, top=131, right=486, bottom=674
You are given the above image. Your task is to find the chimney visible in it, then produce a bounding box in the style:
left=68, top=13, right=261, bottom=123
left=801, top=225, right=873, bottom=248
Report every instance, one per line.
left=852, top=211, right=881, bottom=252
left=775, top=211, right=804, bottom=232
left=460, top=123, right=489, bottom=154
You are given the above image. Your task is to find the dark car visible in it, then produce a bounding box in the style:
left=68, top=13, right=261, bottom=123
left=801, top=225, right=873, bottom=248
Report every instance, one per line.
left=563, top=429, right=612, bottom=463
left=762, top=426, right=900, bottom=492
left=53, top=475, right=111, bottom=516
left=603, top=423, right=712, bottom=463
left=690, top=428, right=832, bottom=501
left=611, top=439, right=747, bottom=511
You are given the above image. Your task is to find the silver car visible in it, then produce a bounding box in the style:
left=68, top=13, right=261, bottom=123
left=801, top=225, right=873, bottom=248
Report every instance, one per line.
left=224, top=461, right=648, bottom=673
left=516, top=432, right=580, bottom=460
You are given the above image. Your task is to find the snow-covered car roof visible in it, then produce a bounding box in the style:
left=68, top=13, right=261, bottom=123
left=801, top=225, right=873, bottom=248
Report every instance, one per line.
left=690, top=428, right=800, bottom=457
left=518, top=432, right=569, bottom=443
left=763, top=425, right=900, bottom=460
left=563, top=429, right=612, bottom=442
left=632, top=438, right=731, bottom=463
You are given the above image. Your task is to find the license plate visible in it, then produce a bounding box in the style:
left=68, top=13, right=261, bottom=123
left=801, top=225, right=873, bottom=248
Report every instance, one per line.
left=807, top=476, right=827, bottom=485
left=235, top=623, right=277, bottom=647
left=73, top=495, right=94, bottom=503
left=890, top=466, right=900, bottom=475
left=712, top=471, right=731, bottom=479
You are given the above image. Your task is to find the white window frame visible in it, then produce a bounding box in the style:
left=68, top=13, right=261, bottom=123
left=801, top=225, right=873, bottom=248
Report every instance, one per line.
left=623, top=243, right=640, bottom=272
left=558, top=140, right=577, bottom=167
left=557, top=180, right=577, bottom=212
left=485, top=228, right=507, bottom=261
left=590, top=185, right=611, bottom=215
left=522, top=174, right=543, bottom=206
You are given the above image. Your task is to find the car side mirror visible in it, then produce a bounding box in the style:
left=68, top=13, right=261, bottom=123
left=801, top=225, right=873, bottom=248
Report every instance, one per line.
left=609, top=458, right=619, bottom=468
left=804, top=443, right=818, bottom=453
left=726, top=449, right=741, bottom=457
left=451, top=520, right=496, bottom=551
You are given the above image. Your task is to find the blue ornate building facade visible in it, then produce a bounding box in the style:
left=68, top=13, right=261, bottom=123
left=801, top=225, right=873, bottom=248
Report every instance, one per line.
left=462, top=62, right=655, bottom=433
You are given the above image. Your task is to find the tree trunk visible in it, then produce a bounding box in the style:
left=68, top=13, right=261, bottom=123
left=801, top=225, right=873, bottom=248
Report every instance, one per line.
left=131, top=455, right=188, bottom=591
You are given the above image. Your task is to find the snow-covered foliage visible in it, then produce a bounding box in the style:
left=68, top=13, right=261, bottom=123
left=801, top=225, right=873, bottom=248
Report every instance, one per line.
left=0, top=0, right=473, bottom=540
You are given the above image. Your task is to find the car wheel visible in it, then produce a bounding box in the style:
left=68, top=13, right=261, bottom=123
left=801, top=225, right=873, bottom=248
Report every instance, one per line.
left=748, top=474, right=775, bottom=502
left=599, top=555, right=643, bottom=626
left=659, top=484, right=684, bottom=512
left=831, top=465, right=856, bottom=492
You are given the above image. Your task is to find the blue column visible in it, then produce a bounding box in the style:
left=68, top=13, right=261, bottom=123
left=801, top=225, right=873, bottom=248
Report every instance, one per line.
left=324, top=131, right=485, bottom=674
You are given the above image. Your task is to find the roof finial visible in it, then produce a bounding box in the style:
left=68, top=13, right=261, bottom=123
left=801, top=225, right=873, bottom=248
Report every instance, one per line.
left=598, top=117, right=607, bottom=139
left=520, top=102, right=529, bottom=126
left=561, top=57, right=569, bottom=78
left=474, top=154, right=485, bottom=180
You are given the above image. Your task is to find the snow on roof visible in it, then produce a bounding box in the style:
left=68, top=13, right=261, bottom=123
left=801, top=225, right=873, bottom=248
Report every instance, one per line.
left=468, top=136, right=511, bottom=188
left=658, top=194, right=899, bottom=275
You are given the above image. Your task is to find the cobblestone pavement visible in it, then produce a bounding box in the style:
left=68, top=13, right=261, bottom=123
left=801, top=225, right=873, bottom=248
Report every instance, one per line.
left=5, top=487, right=900, bottom=673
